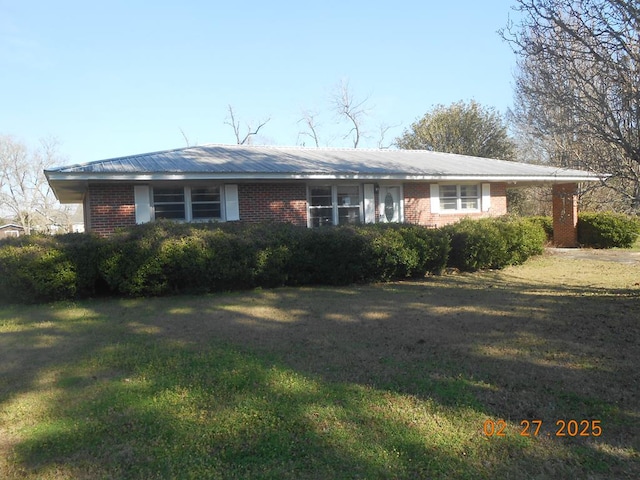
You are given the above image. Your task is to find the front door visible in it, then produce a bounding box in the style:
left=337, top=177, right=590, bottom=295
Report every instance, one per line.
left=379, top=186, right=401, bottom=223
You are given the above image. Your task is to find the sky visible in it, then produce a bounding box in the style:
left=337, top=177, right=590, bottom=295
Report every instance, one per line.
left=1, top=0, right=520, bottom=166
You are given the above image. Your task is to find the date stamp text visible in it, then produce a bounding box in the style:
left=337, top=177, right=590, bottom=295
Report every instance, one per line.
left=483, top=419, right=602, bottom=437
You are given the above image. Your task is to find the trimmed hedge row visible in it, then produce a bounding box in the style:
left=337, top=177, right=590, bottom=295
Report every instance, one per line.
left=1, top=218, right=547, bottom=304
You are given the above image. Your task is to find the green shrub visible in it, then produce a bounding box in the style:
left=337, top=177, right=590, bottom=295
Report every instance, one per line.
left=496, top=217, right=546, bottom=265
left=98, top=221, right=255, bottom=296
left=367, top=226, right=420, bottom=280
left=56, top=233, right=106, bottom=296
left=0, top=233, right=106, bottom=303
left=443, top=217, right=546, bottom=272
left=361, top=224, right=450, bottom=279
left=0, top=217, right=546, bottom=304
left=290, top=226, right=370, bottom=285
left=98, top=222, right=173, bottom=296
left=395, top=225, right=450, bottom=275
left=0, top=242, right=76, bottom=303
left=578, top=212, right=640, bottom=248
left=246, top=222, right=307, bottom=287
left=525, top=216, right=553, bottom=242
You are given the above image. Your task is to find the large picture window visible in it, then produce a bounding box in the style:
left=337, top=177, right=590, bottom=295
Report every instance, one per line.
left=153, top=186, right=222, bottom=221
left=439, top=184, right=479, bottom=212
left=309, top=184, right=362, bottom=227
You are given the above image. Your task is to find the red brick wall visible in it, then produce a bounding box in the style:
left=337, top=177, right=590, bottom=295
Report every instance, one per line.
left=87, top=184, right=136, bottom=237
left=86, top=181, right=510, bottom=236
left=552, top=183, right=578, bottom=247
left=238, top=183, right=307, bottom=226
left=403, top=182, right=508, bottom=227
left=403, top=183, right=432, bottom=225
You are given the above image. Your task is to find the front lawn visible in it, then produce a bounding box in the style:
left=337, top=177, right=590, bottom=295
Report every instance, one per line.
left=1, top=252, right=638, bottom=479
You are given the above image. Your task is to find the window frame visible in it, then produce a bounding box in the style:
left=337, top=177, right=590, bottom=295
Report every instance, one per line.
left=152, top=185, right=223, bottom=222
left=307, top=183, right=363, bottom=227
left=438, top=183, right=481, bottom=212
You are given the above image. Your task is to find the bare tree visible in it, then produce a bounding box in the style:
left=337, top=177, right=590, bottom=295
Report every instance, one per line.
left=0, top=135, right=72, bottom=234
left=502, top=0, right=640, bottom=211
left=224, top=105, right=271, bottom=145
left=377, top=122, right=400, bottom=149
left=179, top=128, right=192, bottom=147
left=297, top=109, right=321, bottom=147
left=330, top=79, right=371, bottom=148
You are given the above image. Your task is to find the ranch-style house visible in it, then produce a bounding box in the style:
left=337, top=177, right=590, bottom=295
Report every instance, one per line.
left=45, top=144, right=603, bottom=246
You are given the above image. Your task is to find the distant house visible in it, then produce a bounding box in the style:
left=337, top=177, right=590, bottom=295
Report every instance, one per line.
left=0, top=224, right=24, bottom=238
left=44, top=144, right=604, bottom=246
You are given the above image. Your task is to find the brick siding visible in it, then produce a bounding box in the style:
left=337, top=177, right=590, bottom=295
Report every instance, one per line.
left=238, top=183, right=307, bottom=226
left=87, top=184, right=137, bottom=237
left=85, top=181, right=510, bottom=236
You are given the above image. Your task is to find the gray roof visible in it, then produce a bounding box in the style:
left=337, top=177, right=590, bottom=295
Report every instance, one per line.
left=46, top=144, right=604, bottom=203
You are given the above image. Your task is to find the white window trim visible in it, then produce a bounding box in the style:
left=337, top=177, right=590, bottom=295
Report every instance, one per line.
left=438, top=183, right=482, bottom=213
left=307, top=184, right=363, bottom=227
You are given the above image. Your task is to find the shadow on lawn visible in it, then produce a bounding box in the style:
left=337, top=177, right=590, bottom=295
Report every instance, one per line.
left=1, top=270, right=639, bottom=478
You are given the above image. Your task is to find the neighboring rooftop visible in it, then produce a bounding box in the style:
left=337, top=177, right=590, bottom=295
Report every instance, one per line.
left=46, top=144, right=605, bottom=203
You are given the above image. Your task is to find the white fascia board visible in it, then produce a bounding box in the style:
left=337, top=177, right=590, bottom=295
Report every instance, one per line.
left=45, top=171, right=605, bottom=183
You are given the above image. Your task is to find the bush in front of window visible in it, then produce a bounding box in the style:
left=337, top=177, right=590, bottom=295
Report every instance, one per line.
left=289, top=226, right=370, bottom=285
left=0, top=218, right=546, bottom=303
left=392, top=225, right=451, bottom=276
left=356, top=225, right=449, bottom=280
left=98, top=221, right=256, bottom=296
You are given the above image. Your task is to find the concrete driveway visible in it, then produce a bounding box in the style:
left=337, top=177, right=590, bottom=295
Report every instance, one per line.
left=546, top=247, right=640, bottom=264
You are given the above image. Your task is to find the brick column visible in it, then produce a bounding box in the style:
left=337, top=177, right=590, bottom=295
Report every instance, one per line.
left=552, top=183, right=579, bottom=247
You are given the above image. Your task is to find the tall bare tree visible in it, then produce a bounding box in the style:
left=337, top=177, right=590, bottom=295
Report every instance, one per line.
left=330, top=79, right=371, bottom=148
left=224, top=105, right=271, bottom=145
left=297, top=109, right=321, bottom=147
left=0, top=135, right=72, bottom=234
left=502, top=0, right=640, bottom=211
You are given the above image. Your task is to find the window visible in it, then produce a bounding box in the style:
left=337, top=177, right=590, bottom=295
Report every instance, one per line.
left=153, top=186, right=222, bottom=221
left=440, top=184, right=479, bottom=212
left=154, top=187, right=186, bottom=219
left=337, top=185, right=361, bottom=225
left=309, top=184, right=362, bottom=227
left=191, top=187, right=221, bottom=219
left=309, top=186, right=333, bottom=227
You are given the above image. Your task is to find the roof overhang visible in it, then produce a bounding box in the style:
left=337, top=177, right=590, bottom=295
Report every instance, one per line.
left=45, top=170, right=605, bottom=204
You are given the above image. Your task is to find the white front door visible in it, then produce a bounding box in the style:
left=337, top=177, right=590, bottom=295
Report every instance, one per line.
left=379, top=186, right=402, bottom=223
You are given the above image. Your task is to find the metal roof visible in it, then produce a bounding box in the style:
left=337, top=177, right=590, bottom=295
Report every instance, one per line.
left=45, top=144, right=605, bottom=203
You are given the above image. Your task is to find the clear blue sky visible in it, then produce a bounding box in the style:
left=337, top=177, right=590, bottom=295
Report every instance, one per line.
left=1, top=0, right=519, bottom=165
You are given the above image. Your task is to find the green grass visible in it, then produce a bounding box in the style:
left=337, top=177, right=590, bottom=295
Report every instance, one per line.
left=1, top=251, right=639, bottom=479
